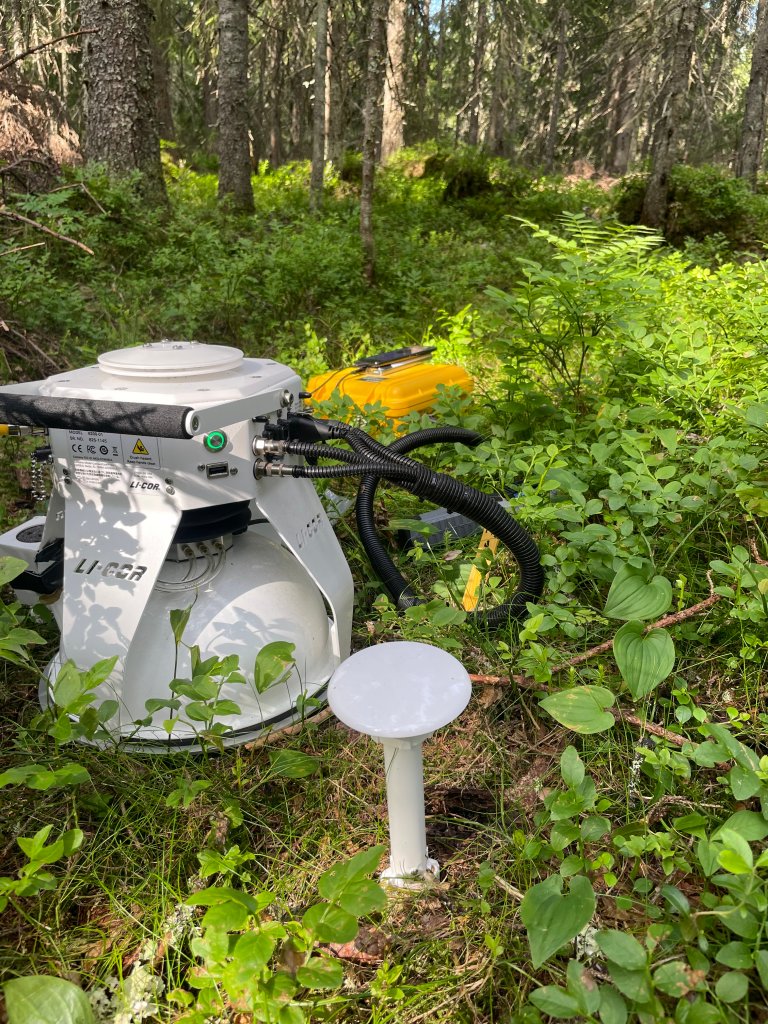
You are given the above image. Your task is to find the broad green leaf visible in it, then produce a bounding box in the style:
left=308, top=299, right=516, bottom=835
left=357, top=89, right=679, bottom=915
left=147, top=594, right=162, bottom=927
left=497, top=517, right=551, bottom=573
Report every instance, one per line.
left=209, top=699, right=241, bottom=717
left=184, top=701, right=214, bottom=722
left=0, top=763, right=88, bottom=791
left=560, top=746, right=585, bottom=788
left=598, top=986, right=627, bottom=1024
left=169, top=605, right=193, bottom=645
left=581, top=815, right=611, bottom=842
left=4, top=975, right=94, bottom=1024
left=716, top=829, right=753, bottom=874
left=187, top=886, right=264, bottom=914
left=302, top=902, right=358, bottom=943
left=659, top=884, right=690, bottom=915
left=697, top=839, right=720, bottom=877
left=0, top=556, right=28, bottom=588
left=566, top=960, right=600, bottom=1015
left=335, top=879, right=387, bottom=916
left=605, top=963, right=652, bottom=1004
left=539, top=686, right=615, bottom=734
left=721, top=907, right=759, bottom=939
left=714, top=810, right=768, bottom=842
left=201, top=900, right=249, bottom=930
left=528, top=985, right=580, bottom=1017
left=296, top=955, right=344, bottom=990
left=53, top=662, right=84, bottom=708
left=652, top=961, right=703, bottom=997
left=190, top=928, right=230, bottom=967
left=96, top=700, right=119, bottom=723
left=318, top=846, right=385, bottom=901
left=714, top=971, right=748, bottom=1003
left=82, top=656, right=118, bottom=690
left=745, top=404, right=768, bottom=429
left=268, top=749, right=319, bottom=779
left=715, top=942, right=752, bottom=969
left=755, top=950, right=768, bottom=988
left=254, top=641, right=296, bottom=694
left=233, top=931, right=277, bottom=971
left=520, top=874, right=595, bottom=969
left=595, top=929, right=647, bottom=970
left=613, top=621, right=675, bottom=699
left=604, top=564, right=672, bottom=621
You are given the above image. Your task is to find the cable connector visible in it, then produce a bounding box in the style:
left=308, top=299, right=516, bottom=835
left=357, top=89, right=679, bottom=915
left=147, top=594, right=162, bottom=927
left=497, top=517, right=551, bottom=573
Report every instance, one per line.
left=252, top=437, right=287, bottom=456
left=286, top=413, right=347, bottom=442
left=0, top=424, right=47, bottom=437
left=253, top=458, right=296, bottom=479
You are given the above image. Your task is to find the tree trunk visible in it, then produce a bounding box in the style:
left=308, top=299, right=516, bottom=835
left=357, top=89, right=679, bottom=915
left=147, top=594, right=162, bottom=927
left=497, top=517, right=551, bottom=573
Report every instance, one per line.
left=217, top=0, right=253, bottom=211
left=415, top=0, right=431, bottom=140
left=735, top=0, right=768, bottom=188
left=607, top=51, right=639, bottom=175
left=641, top=0, right=699, bottom=229
left=486, top=3, right=510, bottom=156
left=80, top=0, right=167, bottom=205
left=434, top=0, right=446, bottom=134
left=151, top=0, right=175, bottom=141
left=360, top=0, right=388, bottom=285
left=310, top=0, right=328, bottom=209
left=380, top=0, right=406, bottom=162
left=466, top=0, right=487, bottom=147
left=545, top=4, right=567, bottom=172
left=269, top=21, right=286, bottom=166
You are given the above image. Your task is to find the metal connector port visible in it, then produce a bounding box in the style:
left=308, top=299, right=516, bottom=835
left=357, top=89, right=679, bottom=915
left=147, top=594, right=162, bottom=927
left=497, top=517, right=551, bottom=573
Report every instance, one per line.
left=206, top=462, right=230, bottom=479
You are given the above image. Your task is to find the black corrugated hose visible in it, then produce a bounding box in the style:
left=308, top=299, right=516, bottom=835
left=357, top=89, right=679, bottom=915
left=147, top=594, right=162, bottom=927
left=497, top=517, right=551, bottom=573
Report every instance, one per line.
left=284, top=421, right=544, bottom=627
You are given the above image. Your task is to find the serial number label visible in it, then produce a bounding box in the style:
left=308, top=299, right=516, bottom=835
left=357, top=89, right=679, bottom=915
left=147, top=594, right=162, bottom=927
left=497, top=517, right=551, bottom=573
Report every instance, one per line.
left=67, top=430, right=161, bottom=469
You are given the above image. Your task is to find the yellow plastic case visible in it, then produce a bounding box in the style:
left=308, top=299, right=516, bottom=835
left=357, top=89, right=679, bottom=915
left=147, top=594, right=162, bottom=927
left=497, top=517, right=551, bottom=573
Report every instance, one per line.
left=307, top=361, right=473, bottom=419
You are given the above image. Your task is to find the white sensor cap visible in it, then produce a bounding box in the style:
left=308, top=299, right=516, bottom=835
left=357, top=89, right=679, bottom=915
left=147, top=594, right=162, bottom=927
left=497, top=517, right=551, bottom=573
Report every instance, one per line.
left=328, top=641, right=471, bottom=739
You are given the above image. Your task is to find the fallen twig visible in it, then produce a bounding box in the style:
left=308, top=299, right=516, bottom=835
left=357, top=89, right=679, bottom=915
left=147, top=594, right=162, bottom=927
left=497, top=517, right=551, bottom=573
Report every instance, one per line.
left=748, top=536, right=768, bottom=567
left=0, top=318, right=63, bottom=370
left=244, top=706, right=334, bottom=750
left=473, top=575, right=721, bottom=690
left=0, top=208, right=94, bottom=255
left=0, top=242, right=45, bottom=257
left=468, top=583, right=723, bottom=747
left=0, top=29, right=95, bottom=73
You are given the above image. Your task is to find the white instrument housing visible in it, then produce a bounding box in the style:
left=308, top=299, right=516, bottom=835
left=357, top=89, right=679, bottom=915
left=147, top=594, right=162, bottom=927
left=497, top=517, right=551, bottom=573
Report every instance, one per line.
left=0, top=341, right=354, bottom=749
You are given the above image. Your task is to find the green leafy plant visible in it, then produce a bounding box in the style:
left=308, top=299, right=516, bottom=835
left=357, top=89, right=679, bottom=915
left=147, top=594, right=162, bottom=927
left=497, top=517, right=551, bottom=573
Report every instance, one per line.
left=172, top=846, right=387, bottom=1022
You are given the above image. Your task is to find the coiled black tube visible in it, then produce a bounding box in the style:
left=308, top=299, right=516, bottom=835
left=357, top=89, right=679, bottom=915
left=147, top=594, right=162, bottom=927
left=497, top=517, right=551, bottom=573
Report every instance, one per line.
left=355, top=427, right=485, bottom=611
left=286, top=424, right=544, bottom=625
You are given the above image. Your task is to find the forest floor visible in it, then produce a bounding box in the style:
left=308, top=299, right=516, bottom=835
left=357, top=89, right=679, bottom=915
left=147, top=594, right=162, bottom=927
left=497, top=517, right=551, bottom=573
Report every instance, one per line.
left=0, top=155, right=768, bottom=1023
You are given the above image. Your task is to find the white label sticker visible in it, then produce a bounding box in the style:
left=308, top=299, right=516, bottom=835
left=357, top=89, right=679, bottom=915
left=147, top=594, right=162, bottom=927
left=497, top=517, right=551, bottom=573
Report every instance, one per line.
left=67, top=429, right=122, bottom=461
left=73, top=460, right=122, bottom=484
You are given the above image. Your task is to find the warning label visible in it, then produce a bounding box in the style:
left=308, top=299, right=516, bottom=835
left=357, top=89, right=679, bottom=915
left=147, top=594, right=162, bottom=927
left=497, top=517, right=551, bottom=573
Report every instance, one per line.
left=121, top=435, right=160, bottom=469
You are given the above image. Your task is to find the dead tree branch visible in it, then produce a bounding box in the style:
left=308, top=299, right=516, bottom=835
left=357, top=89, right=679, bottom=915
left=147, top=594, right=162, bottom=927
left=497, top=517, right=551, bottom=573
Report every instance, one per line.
left=0, top=30, right=95, bottom=74
left=0, top=208, right=94, bottom=255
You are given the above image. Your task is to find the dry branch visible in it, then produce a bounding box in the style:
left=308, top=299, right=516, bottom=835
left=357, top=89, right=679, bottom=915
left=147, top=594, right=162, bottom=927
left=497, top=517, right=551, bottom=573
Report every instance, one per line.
left=0, top=208, right=94, bottom=254
left=468, top=582, right=723, bottom=748
left=0, top=30, right=95, bottom=74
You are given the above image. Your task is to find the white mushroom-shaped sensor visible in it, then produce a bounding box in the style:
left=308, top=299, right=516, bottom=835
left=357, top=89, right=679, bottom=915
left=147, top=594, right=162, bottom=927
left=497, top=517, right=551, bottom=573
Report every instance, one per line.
left=328, top=641, right=472, bottom=887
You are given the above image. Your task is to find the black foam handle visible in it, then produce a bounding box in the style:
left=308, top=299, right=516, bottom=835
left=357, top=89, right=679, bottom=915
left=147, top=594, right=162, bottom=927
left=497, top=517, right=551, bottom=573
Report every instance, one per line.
left=0, top=394, right=194, bottom=439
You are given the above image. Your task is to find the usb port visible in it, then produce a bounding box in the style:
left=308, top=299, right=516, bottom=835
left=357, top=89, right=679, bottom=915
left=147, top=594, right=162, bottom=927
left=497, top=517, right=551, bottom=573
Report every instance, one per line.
left=206, top=462, right=229, bottom=479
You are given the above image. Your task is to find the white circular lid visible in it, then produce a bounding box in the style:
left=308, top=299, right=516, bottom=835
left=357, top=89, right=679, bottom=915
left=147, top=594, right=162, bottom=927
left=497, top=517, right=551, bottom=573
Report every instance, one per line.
left=328, top=641, right=471, bottom=738
left=98, top=341, right=243, bottom=378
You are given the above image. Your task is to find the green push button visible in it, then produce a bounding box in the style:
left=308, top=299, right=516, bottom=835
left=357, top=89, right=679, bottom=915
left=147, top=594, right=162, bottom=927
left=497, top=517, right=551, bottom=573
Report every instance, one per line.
left=203, top=430, right=228, bottom=452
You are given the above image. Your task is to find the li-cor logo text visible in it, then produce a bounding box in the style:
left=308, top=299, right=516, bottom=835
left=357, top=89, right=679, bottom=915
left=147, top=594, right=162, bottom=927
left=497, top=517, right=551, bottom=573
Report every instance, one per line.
left=73, top=557, right=147, bottom=582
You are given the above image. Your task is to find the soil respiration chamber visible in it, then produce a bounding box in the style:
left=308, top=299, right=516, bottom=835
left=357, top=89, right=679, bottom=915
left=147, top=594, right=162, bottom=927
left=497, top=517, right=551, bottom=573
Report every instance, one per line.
left=0, top=341, right=544, bottom=749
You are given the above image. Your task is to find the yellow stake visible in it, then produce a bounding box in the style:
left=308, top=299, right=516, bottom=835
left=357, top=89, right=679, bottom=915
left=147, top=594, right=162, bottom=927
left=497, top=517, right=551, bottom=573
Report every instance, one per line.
left=462, top=530, right=499, bottom=611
